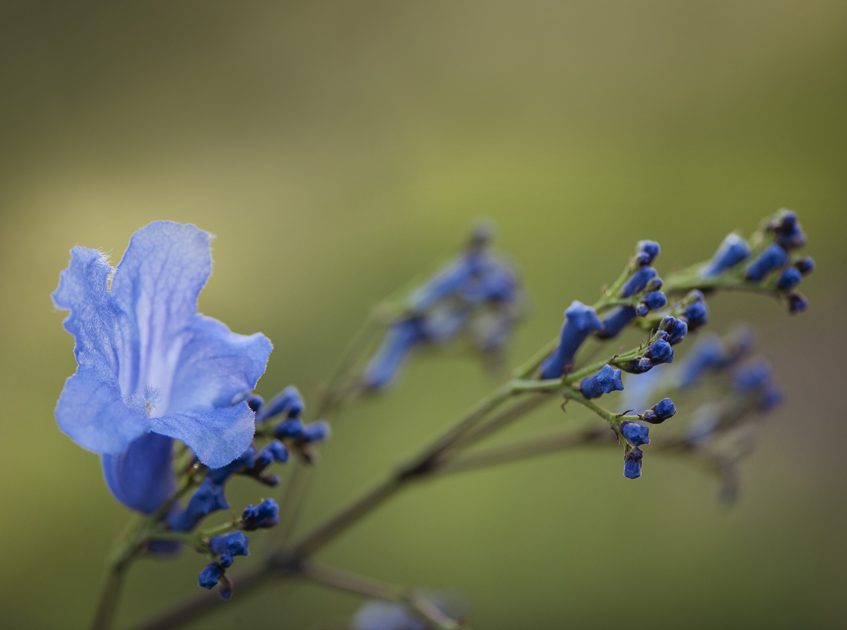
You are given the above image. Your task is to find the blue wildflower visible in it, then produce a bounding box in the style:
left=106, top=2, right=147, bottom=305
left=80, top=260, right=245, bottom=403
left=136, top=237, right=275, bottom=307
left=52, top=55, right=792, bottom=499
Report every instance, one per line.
left=257, top=386, right=304, bottom=422
left=622, top=267, right=659, bottom=298
left=241, top=498, right=280, bottom=530
left=540, top=301, right=603, bottom=378
left=52, top=222, right=273, bottom=513
left=209, top=532, right=250, bottom=558
left=702, top=234, right=751, bottom=277
left=641, top=291, right=668, bottom=312
left=659, top=316, right=688, bottom=346
left=635, top=240, right=661, bottom=266
left=621, top=422, right=650, bottom=446
left=794, top=256, right=815, bottom=275
left=362, top=318, right=427, bottom=390
left=624, top=448, right=643, bottom=479
left=170, top=478, right=229, bottom=532
left=734, top=361, right=782, bottom=411
left=301, top=421, right=331, bottom=443
left=681, top=295, right=708, bottom=332
left=274, top=418, right=305, bottom=440
left=744, top=244, right=790, bottom=282
left=207, top=447, right=256, bottom=484
left=777, top=267, right=802, bottom=290
left=198, top=563, right=224, bottom=590
left=579, top=364, right=624, bottom=399
left=645, top=339, right=674, bottom=365
left=770, top=209, right=806, bottom=250
left=677, top=335, right=726, bottom=388
left=620, top=357, right=653, bottom=374
left=597, top=307, right=636, bottom=339
left=641, top=398, right=676, bottom=424
left=787, top=293, right=808, bottom=314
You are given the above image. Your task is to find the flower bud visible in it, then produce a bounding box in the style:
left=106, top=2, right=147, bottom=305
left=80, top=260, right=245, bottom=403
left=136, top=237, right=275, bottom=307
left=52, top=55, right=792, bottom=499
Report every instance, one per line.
left=579, top=364, right=624, bottom=399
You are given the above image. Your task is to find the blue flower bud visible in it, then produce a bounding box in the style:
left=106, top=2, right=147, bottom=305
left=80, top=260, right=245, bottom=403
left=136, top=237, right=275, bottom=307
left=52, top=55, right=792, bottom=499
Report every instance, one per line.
left=621, top=421, right=650, bottom=446
left=702, top=234, right=751, bottom=277
left=301, top=421, right=331, bottom=443
left=777, top=267, right=802, bottom=290
left=794, top=256, right=814, bottom=275
left=635, top=303, right=649, bottom=317
left=540, top=301, right=603, bottom=378
left=241, top=498, right=280, bottom=531
left=744, top=244, right=790, bottom=282
left=641, top=397, right=676, bottom=424
left=787, top=293, right=808, bottom=314
left=734, top=360, right=783, bottom=411
left=246, top=394, right=264, bottom=413
left=659, top=316, right=688, bottom=345
left=771, top=209, right=806, bottom=250
left=645, top=339, right=674, bottom=365
left=597, top=307, right=636, bottom=339
left=645, top=276, right=664, bottom=292
left=624, top=448, right=643, bottom=479
left=579, top=364, right=624, bottom=399
left=682, top=299, right=708, bottom=332
left=209, top=532, right=249, bottom=558
left=620, top=357, right=653, bottom=374
left=621, top=267, right=659, bottom=298
left=207, top=447, right=256, bottom=484
left=635, top=240, right=661, bottom=266
left=257, top=386, right=305, bottom=422
left=170, top=478, right=229, bottom=532
left=678, top=335, right=726, bottom=388
left=642, top=291, right=667, bottom=311
left=198, top=563, right=224, bottom=590
left=362, top=318, right=426, bottom=390
left=274, top=418, right=305, bottom=440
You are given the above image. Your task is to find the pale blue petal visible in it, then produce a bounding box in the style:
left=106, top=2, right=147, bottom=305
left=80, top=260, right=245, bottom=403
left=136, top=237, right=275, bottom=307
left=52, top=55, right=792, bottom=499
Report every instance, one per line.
left=109, top=221, right=213, bottom=410
left=102, top=433, right=175, bottom=514
left=55, top=366, right=149, bottom=455
left=52, top=246, right=122, bottom=378
left=150, top=403, right=255, bottom=469
left=169, top=315, right=272, bottom=411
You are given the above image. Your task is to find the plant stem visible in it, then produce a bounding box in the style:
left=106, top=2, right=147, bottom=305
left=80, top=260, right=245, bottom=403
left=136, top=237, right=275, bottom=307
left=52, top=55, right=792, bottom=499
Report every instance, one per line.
left=92, top=563, right=130, bottom=630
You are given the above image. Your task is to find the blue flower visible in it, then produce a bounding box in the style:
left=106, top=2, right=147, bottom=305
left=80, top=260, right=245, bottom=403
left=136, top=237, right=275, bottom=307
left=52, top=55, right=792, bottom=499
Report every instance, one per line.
left=540, top=301, right=603, bottom=378
left=787, top=293, right=808, bottom=314
left=257, top=386, right=304, bottom=422
left=770, top=209, right=806, bottom=250
left=659, top=316, right=688, bottom=345
left=622, top=267, right=659, bottom=298
left=198, top=563, right=224, bottom=590
left=579, top=364, right=624, bottom=399
left=777, top=267, right=802, bottom=290
left=209, top=532, right=250, bottom=558
left=621, top=422, right=650, bottom=446
left=681, top=295, right=708, bottom=332
left=635, top=240, right=661, bottom=266
left=641, top=291, right=668, bottom=312
left=645, top=339, right=674, bottom=365
left=598, top=307, right=636, bottom=340
left=624, top=448, right=643, bottom=479
left=641, top=398, right=676, bottom=424
left=702, top=234, right=751, bottom=277
left=734, top=361, right=783, bottom=411
left=677, top=335, right=727, bottom=387
left=744, top=244, right=790, bottom=281
left=241, top=498, right=280, bottom=530
left=52, top=222, right=273, bottom=513
left=169, top=478, right=229, bottom=532
left=794, top=257, right=815, bottom=275
left=362, top=317, right=427, bottom=390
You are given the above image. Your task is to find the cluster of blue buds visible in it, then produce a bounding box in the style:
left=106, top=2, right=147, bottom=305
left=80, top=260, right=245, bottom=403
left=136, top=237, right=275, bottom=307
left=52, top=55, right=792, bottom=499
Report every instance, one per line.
left=169, top=385, right=327, bottom=598
left=362, top=224, right=524, bottom=389
left=701, top=209, right=813, bottom=314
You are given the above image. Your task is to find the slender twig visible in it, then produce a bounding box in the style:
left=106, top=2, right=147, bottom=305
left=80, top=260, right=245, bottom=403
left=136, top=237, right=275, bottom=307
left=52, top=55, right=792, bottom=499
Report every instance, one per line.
left=92, top=563, right=130, bottom=630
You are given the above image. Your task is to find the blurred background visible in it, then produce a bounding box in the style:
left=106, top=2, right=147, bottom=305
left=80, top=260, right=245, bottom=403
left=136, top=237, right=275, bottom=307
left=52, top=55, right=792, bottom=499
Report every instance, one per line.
left=1, top=1, right=845, bottom=628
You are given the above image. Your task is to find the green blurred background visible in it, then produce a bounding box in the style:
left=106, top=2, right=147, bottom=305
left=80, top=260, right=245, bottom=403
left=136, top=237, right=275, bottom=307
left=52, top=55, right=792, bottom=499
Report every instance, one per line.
left=1, top=1, right=845, bottom=628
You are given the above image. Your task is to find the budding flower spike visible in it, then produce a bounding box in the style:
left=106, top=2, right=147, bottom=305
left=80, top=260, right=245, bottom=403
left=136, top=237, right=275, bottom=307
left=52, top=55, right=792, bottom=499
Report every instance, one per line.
left=50, top=212, right=814, bottom=629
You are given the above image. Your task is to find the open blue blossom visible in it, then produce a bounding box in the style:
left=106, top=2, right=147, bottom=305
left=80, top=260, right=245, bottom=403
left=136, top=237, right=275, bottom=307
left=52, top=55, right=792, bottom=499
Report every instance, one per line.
left=579, top=364, right=624, bottom=399
left=702, top=234, right=751, bottom=277
left=744, top=244, right=789, bottom=282
left=540, top=301, right=603, bottom=378
left=52, top=222, right=273, bottom=513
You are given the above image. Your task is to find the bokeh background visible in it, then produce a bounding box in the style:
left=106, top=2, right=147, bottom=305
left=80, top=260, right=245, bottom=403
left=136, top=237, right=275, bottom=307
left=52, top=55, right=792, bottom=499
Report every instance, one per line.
left=2, top=1, right=846, bottom=628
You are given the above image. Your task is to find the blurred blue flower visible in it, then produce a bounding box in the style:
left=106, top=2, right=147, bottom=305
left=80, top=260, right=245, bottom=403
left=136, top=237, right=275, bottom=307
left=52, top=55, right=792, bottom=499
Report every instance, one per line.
left=540, top=301, right=603, bottom=378
left=702, top=234, right=751, bottom=277
left=744, top=244, right=789, bottom=281
left=52, top=222, right=272, bottom=512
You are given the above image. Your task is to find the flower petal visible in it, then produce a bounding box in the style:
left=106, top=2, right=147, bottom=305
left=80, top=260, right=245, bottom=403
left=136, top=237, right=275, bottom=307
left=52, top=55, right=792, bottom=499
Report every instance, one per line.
left=102, top=433, right=175, bottom=514
left=169, top=315, right=272, bottom=411
left=52, top=246, right=122, bottom=377
left=109, top=221, right=213, bottom=408
left=55, top=366, right=148, bottom=455
left=150, top=403, right=255, bottom=469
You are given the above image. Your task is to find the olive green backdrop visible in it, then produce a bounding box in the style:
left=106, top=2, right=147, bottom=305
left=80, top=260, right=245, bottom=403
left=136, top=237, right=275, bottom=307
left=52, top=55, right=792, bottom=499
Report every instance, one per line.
left=1, top=1, right=845, bottom=629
